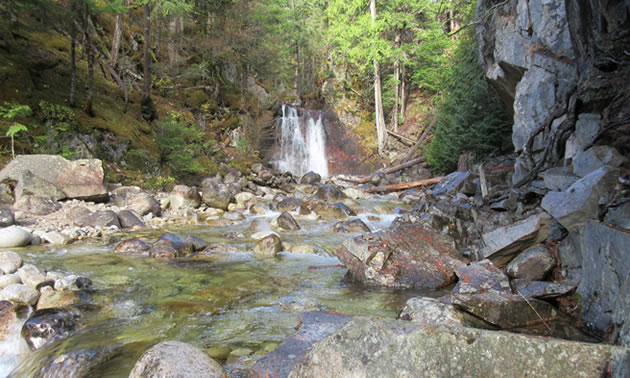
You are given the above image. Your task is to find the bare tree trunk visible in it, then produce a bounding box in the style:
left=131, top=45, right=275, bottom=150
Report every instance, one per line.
left=371, top=0, right=386, bottom=156
left=70, top=12, right=77, bottom=107
left=110, top=12, right=123, bottom=67
left=141, top=4, right=155, bottom=121
left=400, top=58, right=407, bottom=123
left=84, top=2, right=95, bottom=116
left=391, top=29, right=401, bottom=132
left=168, top=16, right=177, bottom=68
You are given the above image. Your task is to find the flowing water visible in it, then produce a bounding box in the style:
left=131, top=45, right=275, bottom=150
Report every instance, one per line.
left=2, top=198, right=438, bottom=377
left=275, top=105, right=329, bottom=178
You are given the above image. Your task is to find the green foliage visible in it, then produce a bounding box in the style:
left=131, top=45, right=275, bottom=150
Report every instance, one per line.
left=0, top=102, right=32, bottom=120
left=157, top=111, right=207, bottom=177
left=6, top=123, right=28, bottom=138
left=39, top=101, right=76, bottom=132
left=426, top=33, right=511, bottom=173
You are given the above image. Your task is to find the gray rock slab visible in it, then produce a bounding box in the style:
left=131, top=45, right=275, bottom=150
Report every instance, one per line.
left=506, top=244, right=556, bottom=280
left=481, top=213, right=550, bottom=266
left=573, top=146, right=626, bottom=177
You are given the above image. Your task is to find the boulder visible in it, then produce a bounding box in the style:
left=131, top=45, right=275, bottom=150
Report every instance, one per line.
left=432, top=171, right=472, bottom=196
left=0, top=155, right=108, bottom=202
left=249, top=203, right=267, bottom=215
left=505, top=244, right=556, bottom=280
left=41, top=231, right=71, bottom=245
left=565, top=113, right=601, bottom=160
left=53, top=275, right=92, bottom=291
left=22, top=308, right=80, bottom=350
left=18, top=265, right=54, bottom=290
left=300, top=171, right=321, bottom=185
left=541, top=166, right=619, bottom=230
left=301, top=199, right=355, bottom=220
left=314, top=184, right=345, bottom=201
left=117, top=210, right=145, bottom=229
left=129, top=340, right=226, bottom=378
left=199, top=243, right=240, bottom=255
left=332, top=219, right=370, bottom=233
left=539, top=167, right=579, bottom=191
left=335, top=222, right=466, bottom=289
left=606, top=202, right=630, bottom=230
left=452, top=259, right=511, bottom=295
left=0, top=206, right=14, bottom=227
left=168, top=185, right=201, bottom=210
left=70, top=208, right=121, bottom=228
left=0, top=300, right=16, bottom=341
left=37, top=290, right=79, bottom=310
left=0, top=262, right=17, bottom=275
left=129, top=193, right=161, bottom=217
left=276, top=197, right=301, bottom=213
left=253, top=234, right=283, bottom=258
left=13, top=195, right=61, bottom=219
left=31, top=347, right=113, bottom=378
left=249, top=312, right=352, bottom=378
left=289, top=317, right=630, bottom=377
left=277, top=212, right=300, bottom=231
left=0, top=225, right=32, bottom=248
left=398, top=297, right=488, bottom=328
left=0, top=274, right=22, bottom=289
left=511, top=279, right=575, bottom=299
left=110, top=186, right=142, bottom=207
left=234, top=192, right=255, bottom=208
left=0, top=283, right=39, bottom=306
left=114, top=239, right=151, bottom=256
left=149, top=233, right=194, bottom=259
left=0, top=251, right=23, bottom=268
left=184, top=235, right=208, bottom=252
left=481, top=213, right=550, bottom=266
left=200, top=177, right=233, bottom=210
left=342, top=187, right=368, bottom=200
left=572, top=146, right=626, bottom=177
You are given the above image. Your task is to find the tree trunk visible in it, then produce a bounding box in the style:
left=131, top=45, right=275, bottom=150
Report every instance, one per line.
left=155, top=18, right=161, bottom=60
left=371, top=0, right=387, bottom=156
left=400, top=56, right=407, bottom=122
left=70, top=11, right=77, bottom=107
left=141, top=4, right=155, bottom=121
left=84, top=2, right=94, bottom=116
left=110, top=10, right=123, bottom=67
left=392, top=28, right=401, bottom=132
left=168, top=16, right=177, bottom=68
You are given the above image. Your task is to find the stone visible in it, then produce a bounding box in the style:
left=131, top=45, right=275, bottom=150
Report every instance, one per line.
left=18, top=264, right=54, bottom=290
left=0, top=184, right=13, bottom=205
left=0, top=274, right=22, bottom=289
left=613, top=273, right=630, bottom=346
left=184, top=235, right=207, bottom=252
left=41, top=231, right=71, bottom=245
left=114, top=239, right=151, bottom=256
left=129, top=340, right=226, bottom=378
left=0, top=206, right=14, bottom=227
left=505, top=244, right=556, bottom=280
left=53, top=275, right=92, bottom=291
left=289, top=317, right=630, bottom=377
left=0, top=262, right=17, bottom=275
left=253, top=234, right=283, bottom=258
left=541, top=166, right=619, bottom=230
left=22, top=308, right=80, bottom=350
left=449, top=291, right=558, bottom=329
left=249, top=203, right=267, bottom=215
left=332, top=219, right=371, bottom=233
left=481, top=213, right=550, bottom=266
left=0, top=251, right=22, bottom=268
left=432, top=171, right=471, bottom=196
left=168, top=185, right=201, bottom=210
left=249, top=312, right=352, bottom=378
left=251, top=163, right=264, bottom=174
left=13, top=195, right=61, bottom=220
left=452, top=260, right=511, bottom=295
left=199, top=243, right=240, bottom=255
left=70, top=208, right=121, bottom=228
left=0, top=225, right=32, bottom=248
left=511, top=279, right=575, bottom=299
left=572, top=146, right=626, bottom=177
left=37, top=290, right=79, bottom=310
left=110, top=186, right=142, bottom=207
left=606, top=202, right=630, bottom=230
left=149, top=233, right=194, bottom=259
left=31, top=347, right=113, bottom=378
left=201, top=177, right=233, bottom=210
left=129, top=193, right=161, bottom=217
left=342, top=187, right=367, bottom=200
left=565, top=113, right=601, bottom=160
left=0, top=155, right=108, bottom=202
left=276, top=212, right=300, bottom=231
left=290, top=244, right=316, bottom=255
left=398, top=297, right=488, bottom=329
left=335, top=222, right=466, bottom=289
left=117, top=210, right=145, bottom=229
left=276, top=197, right=302, bottom=213
left=234, top=191, right=255, bottom=208
left=315, top=184, right=345, bottom=201
left=539, top=167, right=579, bottom=191
left=300, top=171, right=321, bottom=185
left=0, top=283, right=39, bottom=305
left=301, top=199, right=355, bottom=220
left=0, top=300, right=16, bottom=341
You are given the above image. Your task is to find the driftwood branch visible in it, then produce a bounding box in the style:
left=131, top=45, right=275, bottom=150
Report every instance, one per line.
left=386, top=129, right=414, bottom=146
left=363, top=176, right=443, bottom=193
left=402, top=114, right=436, bottom=164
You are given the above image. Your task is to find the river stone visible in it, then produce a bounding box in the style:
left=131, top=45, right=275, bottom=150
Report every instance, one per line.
left=253, top=234, right=283, bottom=258
left=249, top=311, right=352, bottom=378
left=114, top=239, right=151, bottom=256
left=199, top=243, right=240, bottom=255
left=315, top=184, right=345, bottom=201
left=70, top=208, right=121, bottom=228
left=249, top=203, right=267, bottom=215
left=250, top=218, right=272, bottom=233
left=277, top=212, right=300, bottom=231
left=0, top=155, right=108, bottom=202
left=41, top=231, right=72, bottom=245
left=201, top=177, right=233, bottom=210
left=53, top=275, right=92, bottom=291
left=0, top=251, right=22, bottom=268
left=289, top=317, right=630, bottom=378
left=342, top=187, right=368, bottom=200
left=234, top=192, right=255, bottom=208
left=18, top=264, right=53, bottom=290
left=149, top=233, right=194, bottom=259
left=13, top=195, right=62, bottom=220
left=0, top=206, right=14, bottom=227
left=276, top=197, right=301, bottom=213
left=117, top=210, right=145, bottom=229
left=300, top=171, right=321, bottom=185
left=541, top=166, right=619, bottom=230
left=184, top=235, right=207, bottom=252
left=398, top=297, right=489, bottom=329
left=0, top=225, right=32, bottom=248
left=335, top=222, right=466, bottom=289
left=481, top=213, right=550, bottom=266
left=572, top=146, right=626, bottom=177
left=129, top=193, right=161, bottom=217
left=22, top=308, right=80, bottom=350
left=37, top=290, right=79, bottom=310
left=511, top=279, right=576, bottom=299
left=449, top=291, right=557, bottom=329
left=0, top=273, right=21, bottom=289
left=332, top=219, right=370, bottom=233
left=506, top=244, right=556, bottom=280
left=290, top=244, right=316, bottom=255
left=0, top=283, right=39, bottom=305
left=316, top=202, right=355, bottom=220
left=35, top=347, right=113, bottom=378
left=0, top=300, right=16, bottom=341
left=129, top=340, right=226, bottom=378
left=168, top=185, right=201, bottom=210
left=452, top=259, right=511, bottom=295
left=0, top=262, right=17, bottom=275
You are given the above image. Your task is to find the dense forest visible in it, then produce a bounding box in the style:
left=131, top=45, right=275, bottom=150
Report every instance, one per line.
left=0, top=0, right=510, bottom=183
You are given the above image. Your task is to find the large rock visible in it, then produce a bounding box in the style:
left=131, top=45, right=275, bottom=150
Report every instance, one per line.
left=505, top=244, right=556, bottom=280
left=539, top=167, right=579, bottom=192
left=0, top=251, right=22, bottom=268
left=168, top=185, right=201, bottom=210
left=114, top=239, right=151, bottom=256
left=31, top=347, right=113, bottom=378
left=276, top=197, right=302, bottom=213
left=22, top=308, right=80, bottom=351
left=129, top=193, right=161, bottom=217
left=117, top=210, right=145, bottom=229
left=253, top=234, right=283, bottom=258
left=481, top=213, right=550, bottom=266
left=452, top=259, right=511, bottom=295
left=314, top=184, right=345, bottom=201
left=70, top=208, right=121, bottom=228
left=18, top=264, right=53, bottom=290
left=335, top=222, right=466, bottom=289
left=333, top=219, right=370, bottom=233
left=200, top=177, right=233, bottom=210
left=13, top=195, right=62, bottom=219
left=541, top=166, right=619, bottom=230
left=149, top=233, right=194, bottom=259
left=572, top=146, right=626, bottom=177
left=0, top=155, right=108, bottom=202
left=0, top=225, right=32, bottom=248
left=249, top=312, right=352, bottom=378
left=431, top=171, right=472, bottom=196
left=0, top=283, right=39, bottom=305
left=512, top=279, right=575, bottom=300
left=276, top=212, right=300, bottom=231
left=300, top=171, right=321, bottom=185
left=129, top=340, right=226, bottom=378
left=398, top=297, right=488, bottom=329
left=289, top=317, right=630, bottom=377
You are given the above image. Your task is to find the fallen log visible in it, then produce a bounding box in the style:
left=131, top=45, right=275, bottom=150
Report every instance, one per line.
left=363, top=176, right=443, bottom=193
left=386, top=129, right=415, bottom=146
left=402, top=114, right=436, bottom=163
left=341, top=156, right=427, bottom=185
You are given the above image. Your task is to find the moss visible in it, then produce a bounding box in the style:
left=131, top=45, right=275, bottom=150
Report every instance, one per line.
left=185, top=89, right=210, bottom=109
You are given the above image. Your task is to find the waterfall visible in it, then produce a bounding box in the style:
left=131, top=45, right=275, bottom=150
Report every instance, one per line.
left=276, top=105, right=328, bottom=178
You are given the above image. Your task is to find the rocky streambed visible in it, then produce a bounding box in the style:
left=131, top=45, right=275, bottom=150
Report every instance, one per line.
left=0, top=154, right=628, bottom=377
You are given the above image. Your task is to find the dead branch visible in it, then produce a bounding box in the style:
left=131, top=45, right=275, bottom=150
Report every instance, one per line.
left=386, top=129, right=415, bottom=146
left=447, top=0, right=509, bottom=37
left=363, top=176, right=443, bottom=193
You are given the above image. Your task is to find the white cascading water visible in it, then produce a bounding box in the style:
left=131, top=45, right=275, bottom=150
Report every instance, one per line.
left=276, top=105, right=328, bottom=178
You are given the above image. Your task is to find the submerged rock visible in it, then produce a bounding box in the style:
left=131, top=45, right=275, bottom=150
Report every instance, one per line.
left=149, top=233, right=194, bottom=259
left=332, top=219, right=370, bottom=233
left=35, top=347, right=113, bottom=378
left=277, top=212, right=300, bottom=231
left=129, top=340, right=226, bottom=378
left=114, top=239, right=151, bottom=256
left=253, top=234, right=283, bottom=258
left=22, top=308, right=80, bottom=350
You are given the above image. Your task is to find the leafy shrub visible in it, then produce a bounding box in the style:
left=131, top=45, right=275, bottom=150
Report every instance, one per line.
left=157, top=111, right=208, bottom=177
left=39, top=101, right=76, bottom=132
left=426, top=32, right=511, bottom=174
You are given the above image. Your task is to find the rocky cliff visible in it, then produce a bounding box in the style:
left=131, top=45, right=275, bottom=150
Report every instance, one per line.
left=476, top=0, right=630, bottom=342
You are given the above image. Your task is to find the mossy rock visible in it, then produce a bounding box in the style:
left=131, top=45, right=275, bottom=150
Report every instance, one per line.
left=184, top=89, right=209, bottom=109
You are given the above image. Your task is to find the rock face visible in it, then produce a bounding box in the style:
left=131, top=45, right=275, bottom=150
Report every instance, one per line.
left=129, top=340, right=226, bottom=378
left=289, top=317, right=630, bottom=377
left=481, top=213, right=550, bottom=266
left=335, top=222, right=466, bottom=289
left=0, top=155, right=108, bottom=202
